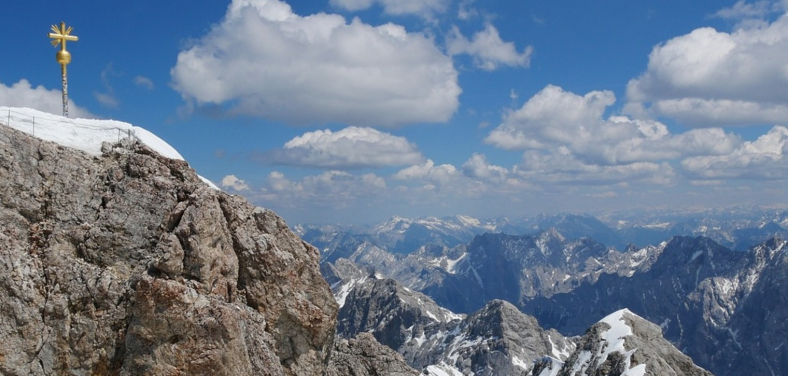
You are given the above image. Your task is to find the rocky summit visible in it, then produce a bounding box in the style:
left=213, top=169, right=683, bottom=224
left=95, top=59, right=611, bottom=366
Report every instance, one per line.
left=533, top=309, right=712, bottom=376
left=0, top=124, right=414, bottom=375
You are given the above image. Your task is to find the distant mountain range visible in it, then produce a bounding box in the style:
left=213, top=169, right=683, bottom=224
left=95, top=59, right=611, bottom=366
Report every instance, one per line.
left=312, top=212, right=788, bottom=375
left=325, top=258, right=712, bottom=376
left=297, top=209, right=788, bottom=254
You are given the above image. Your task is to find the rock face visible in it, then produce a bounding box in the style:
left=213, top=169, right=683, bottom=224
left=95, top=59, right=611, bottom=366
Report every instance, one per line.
left=336, top=275, right=465, bottom=368
left=326, top=333, right=421, bottom=376
left=424, top=300, right=574, bottom=376
left=0, top=126, right=338, bottom=375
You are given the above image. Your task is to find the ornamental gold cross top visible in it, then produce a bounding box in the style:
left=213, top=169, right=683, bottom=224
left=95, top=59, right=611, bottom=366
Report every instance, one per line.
left=48, top=21, right=78, bottom=117
left=48, top=21, right=78, bottom=65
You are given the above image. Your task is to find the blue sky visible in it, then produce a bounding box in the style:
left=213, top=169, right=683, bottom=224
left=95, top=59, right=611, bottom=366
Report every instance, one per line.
left=3, top=0, right=788, bottom=224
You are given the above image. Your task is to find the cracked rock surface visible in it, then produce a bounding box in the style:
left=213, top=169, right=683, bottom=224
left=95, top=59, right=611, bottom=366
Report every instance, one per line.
left=0, top=126, right=338, bottom=375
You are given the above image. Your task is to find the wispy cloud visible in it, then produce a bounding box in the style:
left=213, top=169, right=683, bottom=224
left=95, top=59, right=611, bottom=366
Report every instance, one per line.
left=94, top=63, right=119, bottom=108
left=457, top=0, right=478, bottom=20
left=260, top=170, right=387, bottom=209
left=133, top=75, right=154, bottom=90
left=712, top=0, right=783, bottom=21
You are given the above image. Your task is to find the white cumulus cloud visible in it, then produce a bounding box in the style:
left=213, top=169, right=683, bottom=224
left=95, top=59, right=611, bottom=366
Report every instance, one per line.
left=0, top=79, right=94, bottom=118
left=447, top=24, right=533, bottom=71
left=260, top=126, right=423, bottom=169
left=682, top=125, right=788, bottom=179
left=171, top=0, right=460, bottom=127
left=626, top=10, right=788, bottom=126
left=486, top=85, right=740, bottom=166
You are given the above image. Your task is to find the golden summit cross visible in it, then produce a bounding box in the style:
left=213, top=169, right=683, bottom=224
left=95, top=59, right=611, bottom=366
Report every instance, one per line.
left=48, top=22, right=78, bottom=117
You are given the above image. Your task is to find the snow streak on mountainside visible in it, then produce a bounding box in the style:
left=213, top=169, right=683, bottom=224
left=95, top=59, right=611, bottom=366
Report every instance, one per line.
left=524, top=237, right=788, bottom=376
left=328, top=260, right=574, bottom=375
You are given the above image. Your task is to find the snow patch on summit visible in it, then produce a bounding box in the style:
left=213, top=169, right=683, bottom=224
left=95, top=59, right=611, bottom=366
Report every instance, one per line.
left=1, top=106, right=218, bottom=189
left=567, top=309, right=646, bottom=376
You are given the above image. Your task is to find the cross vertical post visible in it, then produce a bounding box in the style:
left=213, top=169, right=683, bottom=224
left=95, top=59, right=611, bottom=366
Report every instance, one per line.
left=48, top=22, right=78, bottom=117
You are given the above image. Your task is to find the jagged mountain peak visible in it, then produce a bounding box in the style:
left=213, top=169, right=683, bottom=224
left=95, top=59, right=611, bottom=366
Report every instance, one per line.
left=537, top=309, right=712, bottom=376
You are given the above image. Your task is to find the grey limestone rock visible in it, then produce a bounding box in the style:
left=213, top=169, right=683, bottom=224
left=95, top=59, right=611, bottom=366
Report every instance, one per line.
left=0, top=125, right=337, bottom=375
left=326, top=332, right=421, bottom=376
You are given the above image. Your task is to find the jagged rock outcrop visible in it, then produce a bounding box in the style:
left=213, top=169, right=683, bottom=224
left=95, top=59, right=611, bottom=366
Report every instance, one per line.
left=326, top=333, right=420, bottom=376
left=0, top=125, right=338, bottom=375
left=532, top=309, right=712, bottom=376
left=423, top=300, right=574, bottom=376
left=336, top=276, right=464, bottom=368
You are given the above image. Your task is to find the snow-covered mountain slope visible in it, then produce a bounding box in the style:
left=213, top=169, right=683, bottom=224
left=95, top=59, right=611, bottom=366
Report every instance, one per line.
left=534, top=309, right=711, bottom=376
left=1, top=106, right=217, bottom=188
left=299, top=215, right=515, bottom=257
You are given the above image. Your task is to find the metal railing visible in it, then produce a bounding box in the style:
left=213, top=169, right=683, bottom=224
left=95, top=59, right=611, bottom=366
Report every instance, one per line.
left=1, top=108, right=138, bottom=144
